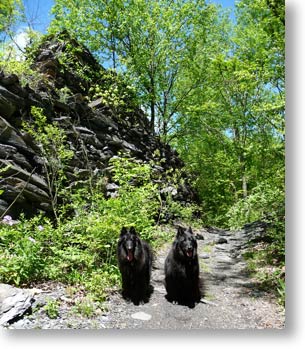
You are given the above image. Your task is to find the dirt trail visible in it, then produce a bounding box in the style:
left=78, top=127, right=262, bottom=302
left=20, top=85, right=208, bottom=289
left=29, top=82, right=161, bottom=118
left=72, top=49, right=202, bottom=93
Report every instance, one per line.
left=101, top=226, right=285, bottom=329
left=3, top=225, right=285, bottom=329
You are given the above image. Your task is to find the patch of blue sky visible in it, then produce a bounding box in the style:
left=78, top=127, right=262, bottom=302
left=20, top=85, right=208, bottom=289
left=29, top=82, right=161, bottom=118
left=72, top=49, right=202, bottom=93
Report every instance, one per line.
left=6, top=0, right=54, bottom=57
left=207, top=0, right=237, bottom=21
left=22, top=0, right=54, bottom=33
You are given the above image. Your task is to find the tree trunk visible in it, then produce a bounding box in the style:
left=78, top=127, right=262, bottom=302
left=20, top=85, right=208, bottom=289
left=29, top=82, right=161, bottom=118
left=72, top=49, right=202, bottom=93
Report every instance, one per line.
left=149, top=72, right=155, bottom=134
left=150, top=100, right=155, bottom=135
left=234, top=126, right=247, bottom=199
left=242, top=172, right=247, bottom=199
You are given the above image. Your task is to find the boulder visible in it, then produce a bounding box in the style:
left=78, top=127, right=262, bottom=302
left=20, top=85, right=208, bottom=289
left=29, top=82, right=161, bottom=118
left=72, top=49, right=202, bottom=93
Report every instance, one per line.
left=0, top=85, right=25, bottom=118
left=0, top=284, right=34, bottom=325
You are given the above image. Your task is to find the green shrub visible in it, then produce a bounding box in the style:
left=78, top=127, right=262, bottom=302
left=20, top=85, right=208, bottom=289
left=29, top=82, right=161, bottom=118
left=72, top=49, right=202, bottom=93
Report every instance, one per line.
left=0, top=154, right=200, bottom=301
left=0, top=30, right=46, bottom=89
left=226, top=174, right=284, bottom=262
left=227, top=172, right=285, bottom=306
left=23, top=106, right=74, bottom=222
left=45, top=299, right=60, bottom=319
left=88, top=68, right=139, bottom=113
left=72, top=297, right=96, bottom=318
left=0, top=215, right=53, bottom=285
left=0, top=157, right=159, bottom=298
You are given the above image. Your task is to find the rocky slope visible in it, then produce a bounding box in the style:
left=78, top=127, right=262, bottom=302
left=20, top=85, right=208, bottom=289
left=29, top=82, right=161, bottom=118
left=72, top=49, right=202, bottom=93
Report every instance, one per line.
left=0, top=31, right=195, bottom=218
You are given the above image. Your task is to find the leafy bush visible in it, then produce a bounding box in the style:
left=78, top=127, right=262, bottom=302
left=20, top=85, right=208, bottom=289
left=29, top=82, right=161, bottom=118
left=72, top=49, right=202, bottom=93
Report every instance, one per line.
left=0, top=156, right=162, bottom=299
left=243, top=248, right=285, bottom=307
left=0, top=30, right=46, bottom=89
left=88, top=70, right=138, bottom=114
left=44, top=298, right=60, bottom=319
left=72, top=297, right=96, bottom=318
left=226, top=174, right=284, bottom=261
left=23, top=106, right=74, bottom=222
left=45, top=156, right=162, bottom=297
left=0, top=215, right=53, bottom=285
left=227, top=170, right=285, bottom=306
left=0, top=144, right=201, bottom=302
left=227, top=180, right=284, bottom=228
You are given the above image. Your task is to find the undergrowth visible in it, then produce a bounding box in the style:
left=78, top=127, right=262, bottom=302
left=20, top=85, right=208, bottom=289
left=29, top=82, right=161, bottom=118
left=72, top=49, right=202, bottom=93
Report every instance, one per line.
left=226, top=172, right=285, bottom=307
left=0, top=154, right=198, bottom=306
left=243, top=245, right=285, bottom=307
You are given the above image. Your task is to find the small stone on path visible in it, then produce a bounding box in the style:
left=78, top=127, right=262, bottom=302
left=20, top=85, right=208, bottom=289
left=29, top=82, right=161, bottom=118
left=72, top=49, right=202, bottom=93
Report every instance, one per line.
left=131, top=311, right=152, bottom=321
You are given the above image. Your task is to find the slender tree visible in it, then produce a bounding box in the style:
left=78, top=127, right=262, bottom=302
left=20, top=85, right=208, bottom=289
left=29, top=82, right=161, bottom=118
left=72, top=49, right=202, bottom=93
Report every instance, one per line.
left=49, top=0, right=213, bottom=137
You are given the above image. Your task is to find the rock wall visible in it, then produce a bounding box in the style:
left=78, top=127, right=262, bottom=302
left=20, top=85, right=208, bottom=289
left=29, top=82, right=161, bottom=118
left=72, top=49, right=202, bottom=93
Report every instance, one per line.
left=0, top=32, right=196, bottom=219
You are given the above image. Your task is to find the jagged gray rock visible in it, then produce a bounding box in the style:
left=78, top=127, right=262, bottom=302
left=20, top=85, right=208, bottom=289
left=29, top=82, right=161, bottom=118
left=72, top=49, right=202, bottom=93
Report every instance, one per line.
left=0, top=85, right=25, bottom=118
left=0, top=284, right=34, bottom=325
left=0, top=31, right=196, bottom=219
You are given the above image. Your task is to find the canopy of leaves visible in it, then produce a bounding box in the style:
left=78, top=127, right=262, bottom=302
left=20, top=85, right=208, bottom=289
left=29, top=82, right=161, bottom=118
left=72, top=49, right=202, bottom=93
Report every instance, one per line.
left=0, top=0, right=24, bottom=39
left=48, top=0, right=216, bottom=136
left=173, top=0, right=284, bottom=226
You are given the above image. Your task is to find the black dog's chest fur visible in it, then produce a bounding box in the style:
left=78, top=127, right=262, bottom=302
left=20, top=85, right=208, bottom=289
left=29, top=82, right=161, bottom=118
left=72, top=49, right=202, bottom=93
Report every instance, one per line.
left=168, top=246, right=199, bottom=280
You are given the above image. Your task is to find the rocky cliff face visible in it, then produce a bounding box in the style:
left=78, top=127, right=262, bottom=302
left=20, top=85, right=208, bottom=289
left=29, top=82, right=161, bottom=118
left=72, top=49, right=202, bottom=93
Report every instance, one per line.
left=0, top=32, right=195, bottom=219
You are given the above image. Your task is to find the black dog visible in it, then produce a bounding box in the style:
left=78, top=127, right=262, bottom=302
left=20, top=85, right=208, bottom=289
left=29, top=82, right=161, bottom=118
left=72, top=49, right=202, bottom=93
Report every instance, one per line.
left=164, top=226, right=204, bottom=308
left=117, top=226, right=153, bottom=305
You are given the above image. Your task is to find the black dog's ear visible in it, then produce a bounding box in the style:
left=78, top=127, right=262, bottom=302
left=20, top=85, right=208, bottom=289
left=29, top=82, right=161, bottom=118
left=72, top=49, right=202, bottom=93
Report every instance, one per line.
left=129, top=226, right=136, bottom=235
left=187, top=226, right=193, bottom=234
left=120, top=227, right=128, bottom=236
left=177, top=226, right=185, bottom=237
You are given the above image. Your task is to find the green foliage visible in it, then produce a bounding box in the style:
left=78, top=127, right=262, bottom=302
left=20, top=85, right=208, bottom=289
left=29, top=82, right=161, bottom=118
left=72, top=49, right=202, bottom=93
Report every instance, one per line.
left=227, top=176, right=284, bottom=228
left=227, top=168, right=285, bottom=262
left=23, top=106, right=74, bottom=222
left=227, top=173, right=285, bottom=306
left=0, top=50, right=45, bottom=88
left=88, top=70, right=138, bottom=115
left=243, top=248, right=285, bottom=307
left=83, top=267, right=120, bottom=302
left=174, top=0, right=284, bottom=228
left=161, top=198, right=201, bottom=226
left=0, top=156, right=170, bottom=300
left=57, top=86, right=72, bottom=103
left=0, top=215, right=53, bottom=285
left=44, top=298, right=60, bottom=319
left=230, top=164, right=285, bottom=306
left=0, top=165, right=9, bottom=196
left=108, top=156, right=159, bottom=232
left=57, top=38, right=95, bottom=85
left=276, top=277, right=285, bottom=307
left=49, top=0, right=213, bottom=135
left=72, top=297, right=96, bottom=318
left=1, top=14, right=45, bottom=87
left=0, top=0, right=24, bottom=39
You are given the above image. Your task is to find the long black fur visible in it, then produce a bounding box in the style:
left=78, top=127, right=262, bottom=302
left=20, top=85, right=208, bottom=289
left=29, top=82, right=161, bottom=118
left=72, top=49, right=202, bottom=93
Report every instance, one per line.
left=117, top=226, right=153, bottom=305
left=164, top=226, right=204, bottom=308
